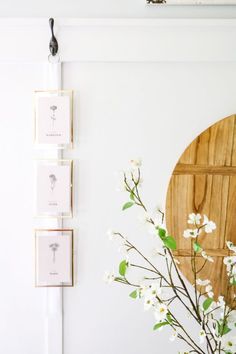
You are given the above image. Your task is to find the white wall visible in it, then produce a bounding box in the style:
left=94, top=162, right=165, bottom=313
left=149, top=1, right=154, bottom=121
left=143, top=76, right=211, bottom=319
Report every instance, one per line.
left=1, top=0, right=236, bottom=18
left=63, top=61, right=236, bottom=354
left=0, top=62, right=45, bottom=354
left=0, top=19, right=236, bottom=354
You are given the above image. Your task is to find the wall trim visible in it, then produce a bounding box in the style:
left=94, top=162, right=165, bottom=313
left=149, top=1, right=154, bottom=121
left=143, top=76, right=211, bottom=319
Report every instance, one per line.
left=1, top=18, right=236, bottom=63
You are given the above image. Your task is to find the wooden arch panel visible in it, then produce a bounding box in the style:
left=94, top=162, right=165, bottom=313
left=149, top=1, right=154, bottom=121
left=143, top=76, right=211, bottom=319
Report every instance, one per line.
left=166, top=114, right=236, bottom=299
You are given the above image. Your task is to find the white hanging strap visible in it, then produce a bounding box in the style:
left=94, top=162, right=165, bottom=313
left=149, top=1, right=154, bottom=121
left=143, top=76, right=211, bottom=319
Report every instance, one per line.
left=44, top=62, right=62, bottom=91
left=44, top=60, right=64, bottom=354
left=45, top=287, right=63, bottom=354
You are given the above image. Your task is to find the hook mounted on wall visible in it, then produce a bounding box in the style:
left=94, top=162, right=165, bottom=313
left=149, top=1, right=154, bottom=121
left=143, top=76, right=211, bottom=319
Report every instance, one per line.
left=49, top=18, right=59, bottom=57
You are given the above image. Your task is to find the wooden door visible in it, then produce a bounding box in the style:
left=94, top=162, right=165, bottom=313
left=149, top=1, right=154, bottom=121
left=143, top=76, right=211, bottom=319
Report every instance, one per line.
left=166, top=114, right=236, bottom=299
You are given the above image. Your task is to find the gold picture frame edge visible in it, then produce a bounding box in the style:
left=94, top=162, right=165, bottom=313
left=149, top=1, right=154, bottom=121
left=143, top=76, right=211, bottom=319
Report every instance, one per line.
left=34, top=228, right=74, bottom=288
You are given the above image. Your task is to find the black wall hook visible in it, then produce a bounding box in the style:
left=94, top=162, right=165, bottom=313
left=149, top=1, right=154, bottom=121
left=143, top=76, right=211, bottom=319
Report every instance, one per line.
left=146, top=0, right=166, bottom=3
left=49, top=18, right=59, bottom=56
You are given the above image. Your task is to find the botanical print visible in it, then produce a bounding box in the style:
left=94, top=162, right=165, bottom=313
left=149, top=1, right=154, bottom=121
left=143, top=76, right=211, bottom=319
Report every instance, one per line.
left=35, top=92, right=72, bottom=146
left=147, top=0, right=236, bottom=4
left=36, top=163, right=71, bottom=217
left=50, top=105, right=57, bottom=128
left=49, top=174, right=57, bottom=192
left=105, top=159, right=236, bottom=354
left=36, top=233, right=72, bottom=286
left=49, top=242, right=59, bottom=263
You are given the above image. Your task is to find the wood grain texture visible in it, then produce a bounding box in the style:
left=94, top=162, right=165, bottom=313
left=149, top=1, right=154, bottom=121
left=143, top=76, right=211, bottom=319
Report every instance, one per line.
left=166, top=114, right=236, bottom=299
left=174, top=164, right=236, bottom=175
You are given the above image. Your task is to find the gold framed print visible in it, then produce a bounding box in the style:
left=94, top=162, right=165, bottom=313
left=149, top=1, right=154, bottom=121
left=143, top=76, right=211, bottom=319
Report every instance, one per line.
left=35, top=160, right=73, bottom=218
left=35, top=229, right=74, bottom=287
left=34, top=90, right=73, bottom=149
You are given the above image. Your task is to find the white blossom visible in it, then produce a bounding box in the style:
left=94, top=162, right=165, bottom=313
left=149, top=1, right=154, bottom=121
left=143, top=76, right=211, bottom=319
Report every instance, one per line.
left=222, top=335, right=236, bottom=352
left=226, top=241, right=236, bottom=253
left=196, top=279, right=211, bottom=286
left=227, top=310, right=236, bottom=328
left=201, top=251, right=214, bottom=263
left=199, top=329, right=206, bottom=344
left=224, top=256, right=236, bottom=275
left=217, top=296, right=226, bottom=308
left=183, top=229, right=199, bottom=239
left=208, top=291, right=214, bottom=298
left=107, top=229, right=117, bottom=241
left=174, top=258, right=180, bottom=265
left=188, top=213, right=201, bottom=225
left=196, top=279, right=214, bottom=297
left=139, top=284, right=149, bottom=298
left=205, top=285, right=212, bottom=293
left=203, top=215, right=216, bottom=233
left=103, top=271, right=115, bottom=284
left=205, top=284, right=214, bottom=298
left=146, top=283, right=162, bottom=299
left=130, top=158, right=142, bottom=169
left=154, top=302, right=168, bottom=322
left=224, top=256, right=236, bottom=266
left=144, top=296, right=155, bottom=311
left=169, top=331, right=178, bottom=342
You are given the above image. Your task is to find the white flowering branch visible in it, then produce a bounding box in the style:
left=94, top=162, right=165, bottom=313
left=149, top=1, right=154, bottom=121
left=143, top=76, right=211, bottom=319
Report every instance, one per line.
left=105, top=160, right=236, bottom=354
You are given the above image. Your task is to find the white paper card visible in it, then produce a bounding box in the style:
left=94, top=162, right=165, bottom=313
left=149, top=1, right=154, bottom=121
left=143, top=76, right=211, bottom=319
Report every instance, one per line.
left=36, top=95, right=71, bottom=145
left=36, top=164, right=71, bottom=216
left=37, top=235, right=72, bottom=285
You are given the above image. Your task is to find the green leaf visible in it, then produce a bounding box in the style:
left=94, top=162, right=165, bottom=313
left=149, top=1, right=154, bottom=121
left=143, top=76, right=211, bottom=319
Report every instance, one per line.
left=122, top=201, right=134, bottom=211
left=222, top=326, right=231, bottom=335
left=230, top=278, right=236, bottom=286
left=158, top=228, right=166, bottom=239
left=153, top=321, right=169, bottom=331
left=163, top=236, right=177, bottom=250
left=193, top=242, right=202, bottom=253
left=129, top=290, right=138, bottom=299
left=203, top=298, right=214, bottom=311
left=114, top=277, right=124, bottom=282
left=130, top=191, right=135, bottom=201
left=166, top=313, right=173, bottom=324
left=119, top=260, right=128, bottom=276
left=217, top=321, right=231, bottom=336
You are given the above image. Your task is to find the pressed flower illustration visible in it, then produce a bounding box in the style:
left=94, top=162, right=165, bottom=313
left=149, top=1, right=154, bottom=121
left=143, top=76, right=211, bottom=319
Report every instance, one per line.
left=49, top=174, right=57, bottom=192
left=49, top=243, right=59, bottom=263
left=50, top=105, right=57, bottom=128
